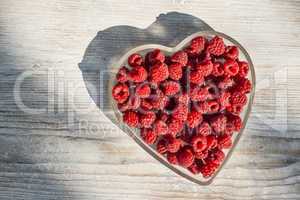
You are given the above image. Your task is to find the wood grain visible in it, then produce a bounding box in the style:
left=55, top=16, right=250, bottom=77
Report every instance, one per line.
left=0, top=0, right=299, bottom=199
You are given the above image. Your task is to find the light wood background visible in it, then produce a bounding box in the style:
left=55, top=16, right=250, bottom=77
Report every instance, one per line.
left=0, top=0, right=299, bottom=199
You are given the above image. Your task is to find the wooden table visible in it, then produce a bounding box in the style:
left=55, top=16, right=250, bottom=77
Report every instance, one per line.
left=0, top=1, right=299, bottom=199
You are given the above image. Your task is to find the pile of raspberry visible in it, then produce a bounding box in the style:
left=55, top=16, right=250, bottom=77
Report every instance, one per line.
left=112, top=35, right=252, bottom=178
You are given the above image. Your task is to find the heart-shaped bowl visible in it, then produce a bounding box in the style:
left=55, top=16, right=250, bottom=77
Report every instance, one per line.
left=107, top=30, right=255, bottom=185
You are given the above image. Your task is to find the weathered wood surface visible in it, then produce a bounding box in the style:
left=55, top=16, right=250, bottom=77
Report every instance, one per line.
left=0, top=0, right=299, bottom=199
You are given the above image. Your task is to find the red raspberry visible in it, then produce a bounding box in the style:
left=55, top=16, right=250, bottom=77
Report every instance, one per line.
left=218, top=134, right=232, bottom=149
left=208, top=148, right=225, bottom=165
left=188, top=162, right=201, bottom=174
left=195, top=61, right=213, bottom=77
left=140, top=128, right=157, bottom=144
left=224, top=46, right=239, bottom=60
left=128, top=53, right=143, bottom=67
left=153, top=120, right=168, bottom=135
left=211, top=62, right=224, bottom=77
left=140, top=99, right=153, bottom=111
left=195, top=150, right=209, bottom=160
left=116, top=66, right=129, bottom=83
left=123, top=111, right=139, bottom=127
left=161, top=81, right=181, bottom=96
left=149, top=62, right=169, bottom=83
left=207, top=100, right=220, bottom=113
left=168, top=63, right=183, bottom=80
left=223, top=59, right=239, bottom=76
left=177, top=146, right=195, bottom=168
left=167, top=118, right=184, bottom=136
left=218, top=91, right=231, bottom=110
left=171, top=51, right=188, bottom=66
left=187, top=110, right=203, bottom=128
left=139, top=111, right=156, bottom=128
left=136, top=83, right=151, bottom=98
left=189, top=36, right=206, bottom=54
left=164, top=135, right=181, bottom=153
left=207, top=36, right=225, bottom=56
left=175, top=92, right=190, bottom=105
left=226, top=104, right=243, bottom=115
left=227, top=114, right=242, bottom=131
left=210, top=114, right=227, bottom=133
left=148, top=49, right=165, bottom=64
left=191, top=135, right=207, bottom=153
left=190, top=86, right=209, bottom=102
left=189, top=69, right=204, bottom=84
left=172, top=103, right=188, bottom=121
left=237, top=61, right=249, bottom=77
left=206, top=135, right=218, bottom=150
left=196, top=122, right=212, bottom=136
left=167, top=153, right=178, bottom=165
left=234, top=77, right=252, bottom=93
left=112, top=83, right=130, bottom=103
left=230, top=91, right=247, bottom=106
left=126, top=95, right=141, bottom=110
left=156, top=139, right=167, bottom=154
left=151, top=90, right=168, bottom=110
left=117, top=102, right=130, bottom=112
left=195, top=101, right=209, bottom=114
left=218, top=77, right=235, bottom=90
left=129, top=66, right=148, bottom=82
left=200, top=160, right=218, bottom=178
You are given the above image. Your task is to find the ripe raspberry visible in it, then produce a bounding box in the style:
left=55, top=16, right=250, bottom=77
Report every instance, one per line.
left=117, top=102, right=130, bottom=112
left=164, top=135, right=181, bottom=153
left=149, top=62, right=169, bottom=83
left=153, top=120, right=168, bottom=135
left=167, top=153, right=178, bottom=165
left=237, top=61, right=249, bottom=77
left=140, top=99, right=153, bottom=111
left=208, top=148, right=225, bottom=165
left=147, top=49, right=165, bottom=64
left=223, top=59, right=239, bottom=76
left=211, top=62, right=224, bottom=77
left=207, top=100, right=220, bottom=113
left=112, top=83, right=130, bottom=103
left=190, top=86, right=209, bottom=102
left=171, top=51, right=188, bottom=66
left=177, top=146, right=195, bottom=168
left=172, top=103, right=188, bottom=121
left=200, top=160, right=218, bottom=178
left=168, top=63, right=183, bottom=80
left=207, top=36, right=225, bottom=56
left=151, top=90, right=168, bottom=110
left=218, top=91, right=231, bottom=110
left=218, top=77, right=234, bottom=90
left=161, top=81, right=181, bottom=96
left=140, top=128, right=157, bottom=144
left=123, top=111, right=139, bottom=127
left=139, top=111, right=156, bottom=128
left=189, top=36, right=206, bottom=54
left=191, top=135, right=207, bottom=153
left=167, top=118, right=184, bottom=136
left=226, top=104, right=243, bottom=115
left=224, top=46, right=239, bottom=60
left=218, top=134, right=232, bottom=149
left=195, top=150, right=209, bottom=160
left=129, top=66, right=148, bottom=82
left=230, top=91, right=247, bottom=106
left=116, top=66, right=129, bottom=83
left=189, top=69, right=205, bottom=84
left=128, top=53, right=143, bottom=67
left=196, top=101, right=209, bottom=114
left=227, top=114, right=242, bottom=131
left=196, top=122, right=212, bottom=136
left=156, top=139, right=167, bottom=154
left=210, top=114, right=227, bottom=133
left=206, top=135, right=218, bottom=150
left=234, top=77, right=252, bottom=93
left=188, top=162, right=201, bottom=174
left=126, top=95, right=141, bottom=110
left=187, top=110, right=203, bottom=128
left=195, top=61, right=213, bottom=77
left=136, top=83, right=151, bottom=98
left=175, top=92, right=190, bottom=106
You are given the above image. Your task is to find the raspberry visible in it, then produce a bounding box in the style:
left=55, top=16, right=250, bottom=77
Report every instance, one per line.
left=116, top=66, right=129, bottom=83
left=126, top=95, right=141, bottom=110
left=223, top=59, right=239, bottom=76
left=187, top=110, right=203, bottom=128
left=190, top=86, right=209, bottom=102
left=189, top=69, right=205, bottom=84
left=191, top=135, right=207, bottom=153
left=167, top=153, right=178, bottom=165
left=128, top=53, right=143, bottom=67
left=237, top=61, right=249, bottom=77
left=207, top=100, right=220, bottom=113
left=226, top=104, right=243, bottom=115
left=207, top=36, right=225, bottom=56
left=195, top=101, right=209, bottom=114
left=140, top=99, right=153, bottom=111
left=208, top=148, right=225, bottom=165
left=117, top=102, right=130, bottom=112
left=218, top=91, right=231, bottom=110
left=149, top=62, right=169, bottom=83
left=177, top=146, right=195, bottom=168
left=234, top=77, right=252, bottom=93
left=112, top=83, right=130, bottom=103
left=164, top=135, right=181, bottom=153
left=188, top=162, right=201, bottom=174
left=211, top=62, right=224, bottom=77
left=153, top=120, right=168, bottom=135
left=172, top=103, right=188, bottom=121
left=195, top=150, right=209, bottom=160
left=206, top=135, right=218, bottom=150
left=224, top=46, right=239, bottom=60
left=195, top=61, right=213, bottom=77
left=200, top=160, right=218, bottom=178
left=230, top=91, right=247, bottom=106
left=140, top=128, right=157, bottom=144
left=148, top=49, right=165, bottom=64
left=189, top=36, right=206, bottom=54
left=175, top=92, right=190, bottom=105
left=171, top=51, right=188, bottom=66
left=168, top=63, right=183, bottom=80
left=139, top=111, right=156, bottom=128
left=123, top=111, right=139, bottom=127
left=196, top=122, right=212, bottom=136
left=210, top=114, right=227, bottom=133
left=218, top=77, right=234, bottom=90
left=136, top=83, right=151, bottom=98
left=129, top=66, right=148, bottom=82
left=151, top=90, right=168, bottom=110
left=227, top=114, right=242, bottom=131
left=218, top=134, right=232, bottom=149
left=156, top=139, right=167, bottom=154
left=167, top=118, right=184, bottom=136
left=161, top=81, right=181, bottom=96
